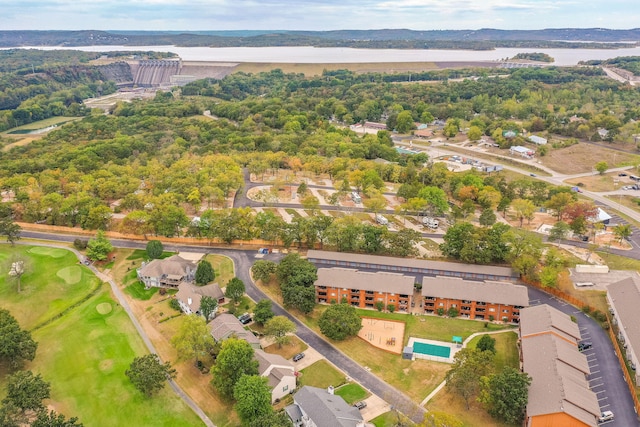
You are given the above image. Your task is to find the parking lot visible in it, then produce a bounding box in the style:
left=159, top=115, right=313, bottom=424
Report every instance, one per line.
left=528, top=287, right=639, bottom=426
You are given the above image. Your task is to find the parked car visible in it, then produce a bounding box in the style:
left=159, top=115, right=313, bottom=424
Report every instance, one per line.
left=619, top=173, right=628, bottom=177
left=238, top=313, right=252, bottom=325
left=257, top=248, right=270, bottom=254
left=529, top=173, right=537, bottom=177
left=354, top=401, right=367, bottom=410
left=578, top=341, right=593, bottom=351
left=598, top=410, right=614, bottom=423
left=293, top=353, right=305, bottom=362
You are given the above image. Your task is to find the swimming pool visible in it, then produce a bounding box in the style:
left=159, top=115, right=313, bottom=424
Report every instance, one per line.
left=413, top=341, right=451, bottom=358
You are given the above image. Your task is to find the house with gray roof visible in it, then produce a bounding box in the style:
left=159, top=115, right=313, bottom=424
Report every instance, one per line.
left=520, top=304, right=599, bottom=427
left=255, top=349, right=296, bottom=403
left=137, top=255, right=195, bottom=289
left=315, top=268, right=415, bottom=311
left=421, top=277, right=528, bottom=322
left=175, top=283, right=224, bottom=319
left=208, top=313, right=261, bottom=349
left=607, top=276, right=640, bottom=381
left=285, top=386, right=366, bottom=427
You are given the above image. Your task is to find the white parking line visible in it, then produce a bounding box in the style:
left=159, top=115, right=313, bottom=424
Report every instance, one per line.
left=589, top=376, right=602, bottom=382
left=600, top=403, right=611, bottom=409
left=596, top=390, right=607, bottom=395
left=590, top=370, right=600, bottom=375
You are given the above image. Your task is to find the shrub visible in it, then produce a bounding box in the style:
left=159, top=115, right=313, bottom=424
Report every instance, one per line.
left=169, top=298, right=181, bottom=312
left=447, top=307, right=459, bottom=318
left=73, top=239, right=88, bottom=250
left=436, top=308, right=445, bottom=316
left=388, top=304, right=396, bottom=313
left=375, top=301, right=385, bottom=312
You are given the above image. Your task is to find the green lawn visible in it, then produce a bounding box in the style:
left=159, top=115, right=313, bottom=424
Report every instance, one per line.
left=371, top=411, right=408, bottom=427
left=354, top=309, right=514, bottom=345
left=0, top=245, right=99, bottom=330
left=1, top=116, right=81, bottom=135
left=298, top=360, right=346, bottom=389
left=32, top=288, right=203, bottom=426
left=0, top=245, right=202, bottom=426
left=335, top=383, right=369, bottom=404
left=203, top=254, right=234, bottom=287
left=466, top=332, right=519, bottom=370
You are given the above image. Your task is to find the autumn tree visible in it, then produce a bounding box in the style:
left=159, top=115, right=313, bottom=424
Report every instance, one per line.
left=318, top=303, right=362, bottom=341
left=0, top=203, right=21, bottom=245
left=145, top=240, right=163, bottom=259
left=251, top=260, right=277, bottom=283
left=445, top=348, right=494, bottom=409
left=199, top=296, right=218, bottom=322
left=233, top=375, right=274, bottom=425
left=264, top=316, right=296, bottom=348
left=171, top=314, right=215, bottom=362
left=211, top=338, right=258, bottom=400
left=0, top=309, right=37, bottom=369
left=613, top=224, right=632, bottom=243
left=510, top=198, right=536, bottom=227
left=195, top=260, right=215, bottom=286
left=85, top=230, right=113, bottom=262
left=225, top=277, right=246, bottom=305
left=594, top=161, right=608, bottom=175
left=126, top=354, right=176, bottom=397
left=480, top=367, right=531, bottom=425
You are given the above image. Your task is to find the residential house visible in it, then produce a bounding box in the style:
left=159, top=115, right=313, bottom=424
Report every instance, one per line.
left=137, top=255, right=196, bottom=289
left=175, top=283, right=224, bottom=318
left=421, top=277, right=528, bottom=322
left=255, top=349, right=297, bottom=403
left=208, top=313, right=261, bottom=349
left=285, top=386, right=366, bottom=427
left=607, top=276, right=640, bottom=381
left=528, top=135, right=548, bottom=145
left=414, top=128, right=433, bottom=138
left=314, top=268, right=414, bottom=311
left=307, top=250, right=516, bottom=282
left=519, top=305, right=600, bottom=427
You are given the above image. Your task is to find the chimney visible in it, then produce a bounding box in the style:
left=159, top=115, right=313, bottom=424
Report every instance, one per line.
left=188, top=297, right=192, bottom=306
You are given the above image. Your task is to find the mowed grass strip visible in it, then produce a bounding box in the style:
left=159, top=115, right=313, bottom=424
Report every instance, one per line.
left=203, top=254, right=234, bottom=287
left=465, top=332, right=519, bottom=370
left=299, top=360, right=345, bottom=389
left=335, top=383, right=369, bottom=405
left=31, top=289, right=203, bottom=427
left=0, top=245, right=98, bottom=330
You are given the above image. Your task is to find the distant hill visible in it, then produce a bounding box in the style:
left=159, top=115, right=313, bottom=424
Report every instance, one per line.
left=0, top=28, right=638, bottom=50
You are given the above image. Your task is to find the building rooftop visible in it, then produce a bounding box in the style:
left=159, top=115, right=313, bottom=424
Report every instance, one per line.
left=522, top=334, right=599, bottom=427
left=421, top=277, right=529, bottom=307
left=208, top=313, right=260, bottom=347
left=138, top=255, right=193, bottom=278
left=307, top=250, right=515, bottom=278
left=608, top=276, right=640, bottom=362
left=292, top=386, right=364, bottom=427
left=316, top=268, right=415, bottom=295
left=519, top=304, right=581, bottom=343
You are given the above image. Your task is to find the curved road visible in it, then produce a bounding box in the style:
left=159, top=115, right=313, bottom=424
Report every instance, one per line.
left=20, top=231, right=426, bottom=423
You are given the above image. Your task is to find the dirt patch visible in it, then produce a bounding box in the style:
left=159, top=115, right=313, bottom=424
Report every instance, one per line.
left=541, top=143, right=640, bottom=175
left=358, top=317, right=406, bottom=355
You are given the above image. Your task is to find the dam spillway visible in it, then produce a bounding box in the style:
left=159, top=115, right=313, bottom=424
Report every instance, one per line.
left=129, top=59, right=182, bottom=87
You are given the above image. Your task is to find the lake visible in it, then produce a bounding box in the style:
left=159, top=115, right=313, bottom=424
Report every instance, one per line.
left=9, top=45, right=640, bottom=66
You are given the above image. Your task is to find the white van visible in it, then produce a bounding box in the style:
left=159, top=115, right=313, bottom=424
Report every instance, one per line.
left=375, top=214, right=389, bottom=226
left=423, top=217, right=439, bottom=229
left=351, top=191, right=361, bottom=203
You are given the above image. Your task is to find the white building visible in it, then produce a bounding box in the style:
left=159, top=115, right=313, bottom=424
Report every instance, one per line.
left=607, top=276, right=640, bottom=380
left=509, top=145, right=535, bottom=158
left=528, top=135, right=548, bottom=145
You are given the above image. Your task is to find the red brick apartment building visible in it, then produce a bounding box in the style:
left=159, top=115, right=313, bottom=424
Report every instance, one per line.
left=314, top=268, right=415, bottom=311
left=421, top=277, right=529, bottom=323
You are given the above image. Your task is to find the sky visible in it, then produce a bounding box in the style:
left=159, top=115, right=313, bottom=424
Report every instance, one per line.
left=2, top=0, right=638, bottom=32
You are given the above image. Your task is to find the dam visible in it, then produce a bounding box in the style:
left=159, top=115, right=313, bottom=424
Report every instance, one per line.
left=98, top=59, right=238, bottom=88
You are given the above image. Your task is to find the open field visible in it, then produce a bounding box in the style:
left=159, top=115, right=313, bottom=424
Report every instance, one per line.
left=202, top=254, right=235, bottom=287
left=233, top=61, right=440, bottom=76
left=0, top=245, right=99, bottom=330
left=541, top=143, right=640, bottom=175
left=565, top=174, right=620, bottom=192
left=1, top=117, right=82, bottom=152
left=0, top=245, right=202, bottom=426
left=335, top=383, right=369, bottom=405
left=31, top=288, right=203, bottom=427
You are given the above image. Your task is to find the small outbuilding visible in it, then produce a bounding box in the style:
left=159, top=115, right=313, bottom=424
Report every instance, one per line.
left=402, top=346, right=414, bottom=360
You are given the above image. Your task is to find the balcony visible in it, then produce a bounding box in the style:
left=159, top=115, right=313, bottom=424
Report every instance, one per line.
left=318, top=286, right=327, bottom=290
left=461, top=306, right=471, bottom=311
left=424, top=296, right=436, bottom=301
left=476, top=308, right=486, bottom=313
left=476, top=302, right=486, bottom=306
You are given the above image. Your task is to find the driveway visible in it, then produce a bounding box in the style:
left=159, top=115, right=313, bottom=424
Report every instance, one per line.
left=527, top=286, right=640, bottom=426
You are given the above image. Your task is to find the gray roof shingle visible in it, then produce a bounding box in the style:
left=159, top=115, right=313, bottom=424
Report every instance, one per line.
left=315, top=268, right=415, bottom=294
left=292, top=386, right=364, bottom=427
left=421, top=276, right=529, bottom=307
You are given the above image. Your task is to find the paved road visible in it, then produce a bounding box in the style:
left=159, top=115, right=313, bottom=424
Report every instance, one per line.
left=528, top=287, right=639, bottom=426
left=21, top=231, right=426, bottom=423
left=10, top=240, right=215, bottom=427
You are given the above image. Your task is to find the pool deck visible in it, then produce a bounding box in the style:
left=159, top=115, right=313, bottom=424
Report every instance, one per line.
left=407, top=337, right=463, bottom=363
